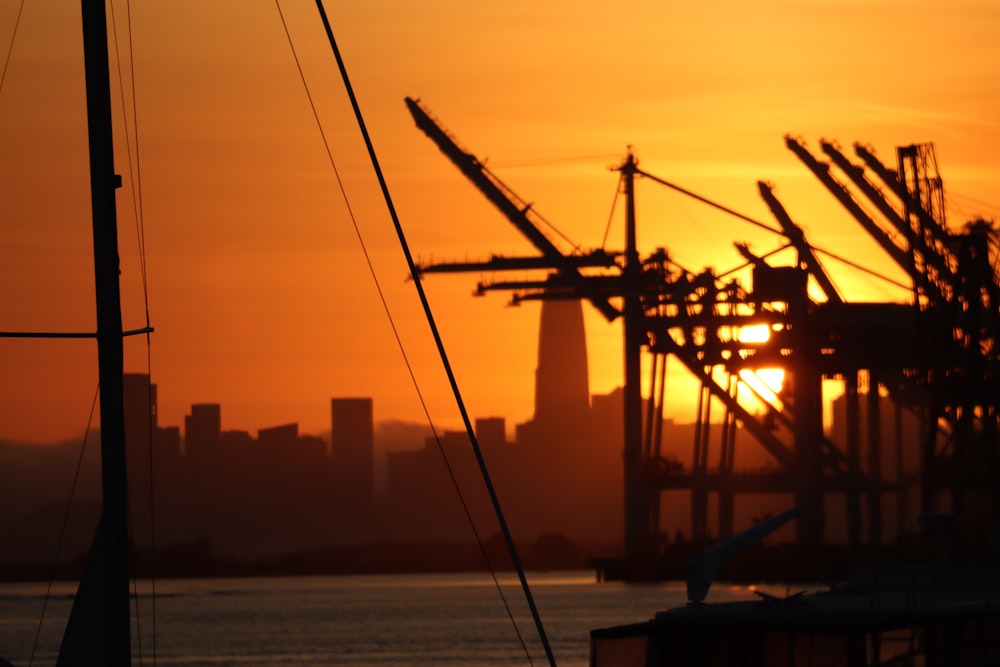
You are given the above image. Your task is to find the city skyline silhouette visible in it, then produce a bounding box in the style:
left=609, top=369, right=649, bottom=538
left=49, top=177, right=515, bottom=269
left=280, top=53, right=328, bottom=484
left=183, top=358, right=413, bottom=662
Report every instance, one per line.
left=0, top=288, right=931, bottom=582
left=1, top=298, right=634, bottom=573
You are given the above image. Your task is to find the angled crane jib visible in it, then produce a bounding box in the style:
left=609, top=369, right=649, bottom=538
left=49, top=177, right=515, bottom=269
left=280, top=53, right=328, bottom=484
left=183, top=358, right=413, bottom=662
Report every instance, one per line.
left=821, top=142, right=956, bottom=291
left=405, top=97, right=620, bottom=322
left=757, top=181, right=843, bottom=305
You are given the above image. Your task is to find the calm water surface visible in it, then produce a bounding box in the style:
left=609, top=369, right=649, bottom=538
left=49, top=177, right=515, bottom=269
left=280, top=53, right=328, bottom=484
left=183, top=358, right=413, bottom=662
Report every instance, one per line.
left=0, top=571, right=775, bottom=666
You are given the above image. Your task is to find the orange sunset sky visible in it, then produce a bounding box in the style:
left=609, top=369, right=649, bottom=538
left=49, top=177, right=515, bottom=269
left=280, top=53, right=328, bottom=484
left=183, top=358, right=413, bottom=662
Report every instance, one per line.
left=1, top=0, right=999, bottom=445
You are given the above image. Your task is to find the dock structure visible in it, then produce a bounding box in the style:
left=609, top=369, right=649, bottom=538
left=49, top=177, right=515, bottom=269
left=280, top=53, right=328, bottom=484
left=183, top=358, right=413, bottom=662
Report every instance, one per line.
left=406, top=97, right=1000, bottom=579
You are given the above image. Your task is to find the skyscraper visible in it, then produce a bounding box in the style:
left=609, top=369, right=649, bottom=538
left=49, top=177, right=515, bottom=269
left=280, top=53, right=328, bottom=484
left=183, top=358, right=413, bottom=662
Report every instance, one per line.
left=331, top=398, right=374, bottom=506
left=122, top=373, right=182, bottom=547
left=533, top=297, right=591, bottom=425
left=185, top=403, right=221, bottom=460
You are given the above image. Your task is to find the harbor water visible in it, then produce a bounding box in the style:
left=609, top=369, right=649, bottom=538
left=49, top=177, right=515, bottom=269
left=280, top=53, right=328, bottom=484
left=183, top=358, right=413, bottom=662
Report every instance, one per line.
left=0, top=570, right=771, bottom=666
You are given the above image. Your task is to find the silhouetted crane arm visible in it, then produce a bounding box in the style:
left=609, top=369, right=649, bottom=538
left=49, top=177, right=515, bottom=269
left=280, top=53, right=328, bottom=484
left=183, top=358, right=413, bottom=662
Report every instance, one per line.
left=757, top=182, right=843, bottom=304
left=854, top=143, right=952, bottom=240
left=854, top=143, right=950, bottom=233
left=479, top=274, right=625, bottom=297
left=405, top=97, right=620, bottom=321
left=786, top=137, right=915, bottom=278
left=853, top=143, right=907, bottom=201
left=822, top=142, right=904, bottom=225
left=853, top=143, right=957, bottom=278
left=414, top=250, right=619, bottom=277
left=822, top=142, right=956, bottom=291
left=734, top=242, right=770, bottom=270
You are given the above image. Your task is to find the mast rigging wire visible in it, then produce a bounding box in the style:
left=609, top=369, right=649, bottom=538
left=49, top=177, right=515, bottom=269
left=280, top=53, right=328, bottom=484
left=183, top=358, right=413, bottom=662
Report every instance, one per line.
left=0, top=0, right=25, bottom=97
left=640, top=166, right=912, bottom=292
left=309, top=2, right=558, bottom=664
left=107, top=0, right=156, bottom=662
left=638, top=167, right=782, bottom=235
left=6, top=2, right=159, bottom=663
left=29, top=386, right=100, bottom=667
left=271, top=3, right=534, bottom=654
left=487, top=152, right=621, bottom=169
left=600, top=172, right=623, bottom=250
left=274, top=2, right=552, bottom=663
left=109, top=0, right=156, bottom=665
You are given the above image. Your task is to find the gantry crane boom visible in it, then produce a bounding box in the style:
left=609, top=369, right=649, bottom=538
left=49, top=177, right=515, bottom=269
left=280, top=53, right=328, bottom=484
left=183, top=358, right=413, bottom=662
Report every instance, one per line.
left=734, top=241, right=770, bottom=270
left=853, top=143, right=956, bottom=282
left=852, top=143, right=908, bottom=202
left=821, top=142, right=905, bottom=226
left=756, top=181, right=843, bottom=304
left=405, top=97, right=620, bottom=321
left=821, top=142, right=956, bottom=294
left=414, top=250, right=619, bottom=276
left=480, top=273, right=626, bottom=298
left=854, top=144, right=952, bottom=242
left=785, top=137, right=921, bottom=285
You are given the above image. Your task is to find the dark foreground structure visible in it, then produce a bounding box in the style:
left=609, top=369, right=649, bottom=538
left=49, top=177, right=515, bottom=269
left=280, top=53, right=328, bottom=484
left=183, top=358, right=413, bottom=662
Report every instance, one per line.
left=591, top=563, right=1000, bottom=666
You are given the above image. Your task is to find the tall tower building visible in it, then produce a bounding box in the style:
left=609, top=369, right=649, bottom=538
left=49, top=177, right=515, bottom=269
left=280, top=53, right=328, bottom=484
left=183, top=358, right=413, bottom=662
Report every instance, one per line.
left=475, top=416, right=507, bottom=448
left=185, top=403, right=222, bottom=486
left=122, top=373, right=182, bottom=547
left=124, top=373, right=157, bottom=433
left=123, top=373, right=156, bottom=474
left=331, top=398, right=374, bottom=506
left=533, top=297, right=591, bottom=424
left=123, top=373, right=156, bottom=543
left=185, top=404, right=221, bottom=456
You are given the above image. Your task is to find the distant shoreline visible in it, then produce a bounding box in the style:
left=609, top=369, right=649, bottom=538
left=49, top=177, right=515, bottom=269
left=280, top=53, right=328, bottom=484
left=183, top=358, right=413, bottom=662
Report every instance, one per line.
left=0, top=538, right=608, bottom=583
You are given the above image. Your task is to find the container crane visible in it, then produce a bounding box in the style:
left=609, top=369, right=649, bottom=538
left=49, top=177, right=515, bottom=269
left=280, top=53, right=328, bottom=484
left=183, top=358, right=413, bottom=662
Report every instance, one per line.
left=406, top=97, right=1000, bottom=578
left=405, top=97, right=620, bottom=322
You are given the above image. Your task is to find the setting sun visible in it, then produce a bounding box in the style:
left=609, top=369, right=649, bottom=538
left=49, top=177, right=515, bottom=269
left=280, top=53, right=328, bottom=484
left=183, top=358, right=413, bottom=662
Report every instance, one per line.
left=737, top=324, right=773, bottom=345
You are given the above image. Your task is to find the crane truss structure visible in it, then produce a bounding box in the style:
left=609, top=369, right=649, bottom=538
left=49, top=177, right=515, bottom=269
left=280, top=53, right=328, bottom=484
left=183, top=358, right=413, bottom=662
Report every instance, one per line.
left=405, top=97, right=1000, bottom=578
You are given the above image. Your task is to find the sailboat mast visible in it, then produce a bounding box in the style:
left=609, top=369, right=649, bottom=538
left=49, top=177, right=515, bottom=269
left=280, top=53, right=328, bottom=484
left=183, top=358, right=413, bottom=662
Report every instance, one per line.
left=81, top=0, right=131, bottom=664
